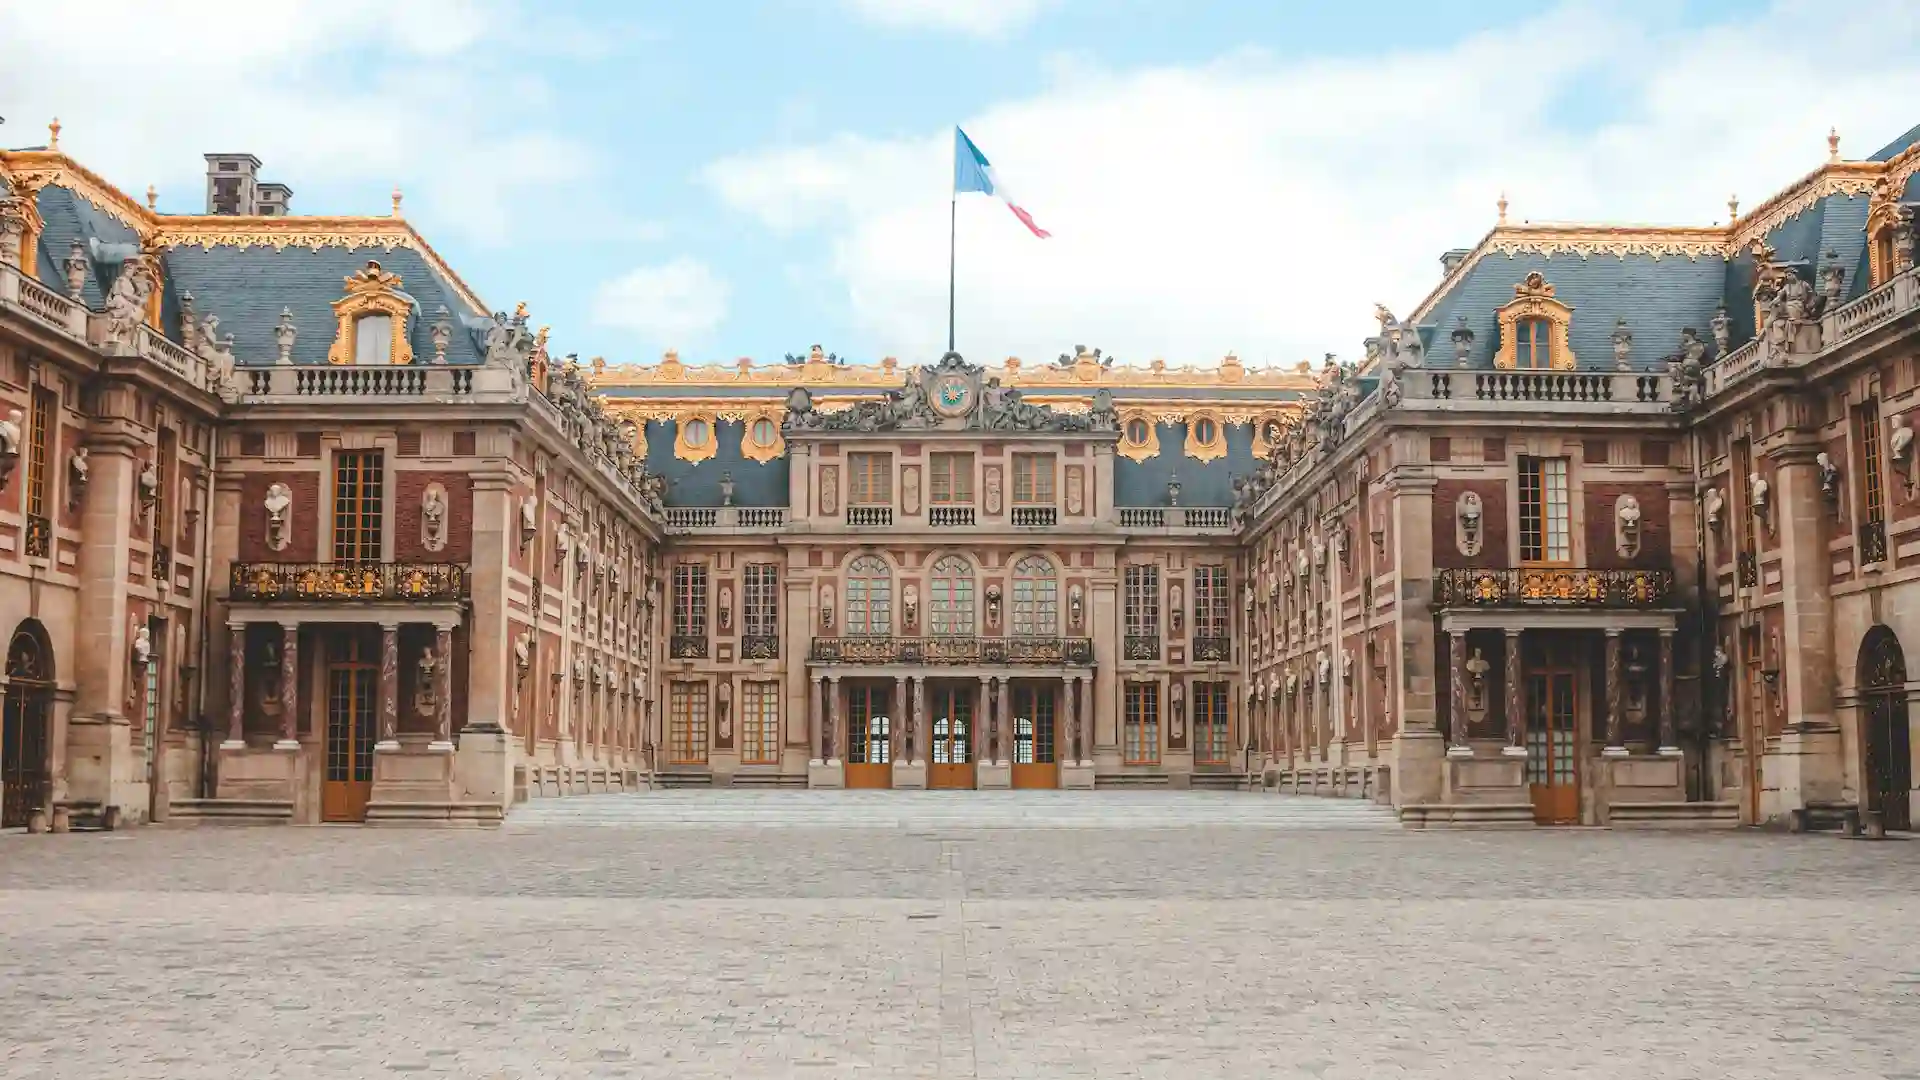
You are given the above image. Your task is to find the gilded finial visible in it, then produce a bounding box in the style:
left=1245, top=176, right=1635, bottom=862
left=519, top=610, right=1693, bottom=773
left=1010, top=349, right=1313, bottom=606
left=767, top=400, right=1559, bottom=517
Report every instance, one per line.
left=1828, top=127, right=1840, bottom=163
left=1496, top=191, right=1508, bottom=225
left=146, top=185, right=157, bottom=212
left=48, top=117, right=60, bottom=150
left=392, top=186, right=403, bottom=216
left=1728, top=193, right=1738, bottom=221
left=514, top=301, right=528, bottom=318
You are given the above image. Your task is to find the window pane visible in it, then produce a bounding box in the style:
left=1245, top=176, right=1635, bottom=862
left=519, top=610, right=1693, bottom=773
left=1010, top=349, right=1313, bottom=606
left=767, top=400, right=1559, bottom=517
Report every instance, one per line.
left=354, top=314, right=391, bottom=364
left=1543, top=459, right=1570, bottom=562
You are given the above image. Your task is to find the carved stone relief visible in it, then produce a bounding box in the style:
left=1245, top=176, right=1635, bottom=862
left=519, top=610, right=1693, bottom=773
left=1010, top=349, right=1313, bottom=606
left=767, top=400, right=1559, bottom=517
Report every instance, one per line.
left=718, top=583, right=734, bottom=632
left=819, top=582, right=835, bottom=630
left=984, top=466, right=1003, bottom=515
left=902, top=465, right=922, bottom=516
left=1064, top=465, right=1085, bottom=516
left=421, top=482, right=448, bottom=553
left=819, top=465, right=840, bottom=516
left=1455, top=491, right=1483, bottom=557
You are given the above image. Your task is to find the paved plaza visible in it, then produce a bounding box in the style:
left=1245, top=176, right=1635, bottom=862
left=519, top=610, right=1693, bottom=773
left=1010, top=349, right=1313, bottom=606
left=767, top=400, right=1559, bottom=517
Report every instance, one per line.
left=2, top=792, right=1918, bottom=1080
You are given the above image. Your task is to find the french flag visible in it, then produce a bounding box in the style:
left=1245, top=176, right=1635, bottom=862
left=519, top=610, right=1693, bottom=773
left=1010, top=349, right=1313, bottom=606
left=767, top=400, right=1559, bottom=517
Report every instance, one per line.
left=954, top=127, right=1050, bottom=238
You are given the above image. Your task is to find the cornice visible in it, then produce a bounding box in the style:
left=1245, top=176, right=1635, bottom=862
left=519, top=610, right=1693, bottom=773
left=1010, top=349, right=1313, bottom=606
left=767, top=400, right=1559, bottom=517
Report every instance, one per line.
left=591, top=352, right=1321, bottom=393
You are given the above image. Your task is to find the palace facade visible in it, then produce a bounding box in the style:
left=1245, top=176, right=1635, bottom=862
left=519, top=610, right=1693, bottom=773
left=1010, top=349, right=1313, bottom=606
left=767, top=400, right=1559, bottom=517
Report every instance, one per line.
left=2, top=120, right=1916, bottom=830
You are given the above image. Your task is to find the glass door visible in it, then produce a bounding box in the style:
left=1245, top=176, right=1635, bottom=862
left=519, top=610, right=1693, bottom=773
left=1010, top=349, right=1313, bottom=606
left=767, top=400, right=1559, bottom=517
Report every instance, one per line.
left=929, top=684, right=976, bottom=789
left=1010, top=682, right=1057, bottom=789
left=1525, top=671, right=1579, bottom=824
left=844, top=683, right=893, bottom=789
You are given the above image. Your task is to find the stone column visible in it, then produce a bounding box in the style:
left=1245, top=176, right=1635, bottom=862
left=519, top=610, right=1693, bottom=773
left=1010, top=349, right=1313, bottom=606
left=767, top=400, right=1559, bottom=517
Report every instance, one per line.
left=224, top=623, right=246, bottom=748
left=67, top=432, right=141, bottom=812
left=1066, top=676, right=1081, bottom=763
left=810, top=674, right=825, bottom=763
left=377, top=624, right=399, bottom=748
left=913, top=676, right=926, bottom=764
left=435, top=625, right=454, bottom=747
left=1657, top=628, right=1679, bottom=755
left=1503, top=629, right=1526, bottom=756
left=894, top=675, right=908, bottom=763
left=1446, top=629, right=1470, bottom=756
left=276, top=624, right=299, bottom=749
left=978, top=675, right=994, bottom=764
left=465, top=468, right=515, bottom=734
left=1770, top=439, right=1835, bottom=732
left=1603, top=629, right=1626, bottom=755
left=824, top=674, right=840, bottom=763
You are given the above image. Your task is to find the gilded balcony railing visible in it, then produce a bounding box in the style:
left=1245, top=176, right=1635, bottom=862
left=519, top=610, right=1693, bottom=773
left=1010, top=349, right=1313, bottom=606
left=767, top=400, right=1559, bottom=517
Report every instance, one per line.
left=229, top=561, right=467, bottom=602
left=23, top=514, right=51, bottom=559
left=741, top=634, right=779, bottom=660
left=808, top=635, right=1094, bottom=665
left=1433, top=567, right=1673, bottom=608
left=669, top=634, right=710, bottom=659
left=1124, top=634, right=1162, bottom=661
left=1191, top=634, right=1232, bottom=663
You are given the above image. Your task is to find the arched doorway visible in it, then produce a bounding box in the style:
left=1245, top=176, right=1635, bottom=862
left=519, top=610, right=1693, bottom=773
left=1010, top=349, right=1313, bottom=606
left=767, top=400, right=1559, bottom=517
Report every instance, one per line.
left=1860, top=627, right=1912, bottom=832
left=3, top=621, right=55, bottom=829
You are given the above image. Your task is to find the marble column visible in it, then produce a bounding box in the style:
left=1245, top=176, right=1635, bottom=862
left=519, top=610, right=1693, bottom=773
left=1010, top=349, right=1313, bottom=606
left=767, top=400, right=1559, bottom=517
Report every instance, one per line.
left=824, top=674, right=840, bottom=763
left=893, top=675, right=908, bottom=763
left=810, top=675, right=825, bottom=763
left=224, top=624, right=246, bottom=748
left=1066, top=676, right=1080, bottom=763
left=912, top=676, right=926, bottom=764
left=1657, top=628, right=1678, bottom=755
left=276, top=624, right=299, bottom=749
left=978, top=675, right=993, bottom=764
left=1603, top=629, right=1626, bottom=754
left=1504, top=629, right=1525, bottom=755
left=377, top=624, right=399, bottom=747
left=1446, top=629, right=1469, bottom=755
left=435, top=625, right=454, bottom=747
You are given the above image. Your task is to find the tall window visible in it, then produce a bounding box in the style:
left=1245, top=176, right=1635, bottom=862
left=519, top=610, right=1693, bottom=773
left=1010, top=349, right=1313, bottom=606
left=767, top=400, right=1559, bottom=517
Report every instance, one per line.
left=1125, top=564, right=1160, bottom=636
left=1515, top=317, right=1552, bottom=369
left=24, top=386, right=54, bottom=519
left=1011, top=555, right=1057, bottom=636
left=672, top=564, right=708, bottom=638
left=154, top=426, right=176, bottom=548
left=1012, top=453, right=1055, bottom=505
left=142, top=619, right=164, bottom=763
left=1858, top=400, right=1887, bottom=530
left=741, top=680, right=780, bottom=765
left=1193, top=565, right=1229, bottom=639
left=353, top=314, right=392, bottom=364
left=1124, top=681, right=1161, bottom=764
left=331, top=450, right=384, bottom=561
left=930, top=452, right=974, bottom=504
left=743, top=563, right=779, bottom=637
left=1876, top=230, right=1897, bottom=288
left=847, top=684, right=891, bottom=765
left=1518, top=457, right=1570, bottom=564
left=849, top=452, right=892, bottom=506
left=930, top=554, right=975, bottom=636
left=845, top=554, right=892, bottom=635
left=1193, top=681, right=1230, bottom=765
left=668, top=681, right=709, bottom=764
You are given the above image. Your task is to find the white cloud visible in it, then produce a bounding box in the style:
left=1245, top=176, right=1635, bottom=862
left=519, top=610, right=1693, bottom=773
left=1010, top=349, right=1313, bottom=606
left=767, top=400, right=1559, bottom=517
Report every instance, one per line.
left=707, top=0, right=1920, bottom=366
left=591, top=258, right=731, bottom=350
left=0, top=0, right=600, bottom=246
left=840, top=0, right=1055, bottom=36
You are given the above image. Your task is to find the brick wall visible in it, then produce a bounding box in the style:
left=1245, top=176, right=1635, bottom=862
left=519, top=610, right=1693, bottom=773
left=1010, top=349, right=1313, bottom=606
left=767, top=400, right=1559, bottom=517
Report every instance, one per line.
left=238, top=471, right=321, bottom=562
left=1583, top=482, right=1670, bottom=569
left=392, top=470, right=473, bottom=563
left=1431, top=479, right=1508, bottom=569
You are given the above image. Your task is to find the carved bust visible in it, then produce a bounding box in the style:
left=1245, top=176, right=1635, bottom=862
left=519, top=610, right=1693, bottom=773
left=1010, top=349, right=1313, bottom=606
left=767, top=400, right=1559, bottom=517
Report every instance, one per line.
left=1465, top=648, right=1490, bottom=709
left=1749, top=472, right=1770, bottom=512
left=1816, top=452, right=1840, bottom=502
left=131, top=624, right=152, bottom=667
left=1456, top=491, right=1484, bottom=557
left=1615, top=495, right=1642, bottom=558
left=421, top=483, right=448, bottom=552
left=263, top=482, right=293, bottom=551
left=1702, top=487, right=1724, bottom=529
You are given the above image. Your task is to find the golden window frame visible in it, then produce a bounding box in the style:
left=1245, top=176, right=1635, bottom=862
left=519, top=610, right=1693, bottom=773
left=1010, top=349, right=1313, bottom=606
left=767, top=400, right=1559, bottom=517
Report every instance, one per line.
left=1118, top=409, right=1160, bottom=463
left=1493, top=272, right=1575, bottom=371
left=1866, top=183, right=1906, bottom=288
left=738, top=409, right=785, bottom=464
left=1183, top=409, right=1227, bottom=463
left=674, top=411, right=719, bottom=465
left=326, top=260, right=415, bottom=365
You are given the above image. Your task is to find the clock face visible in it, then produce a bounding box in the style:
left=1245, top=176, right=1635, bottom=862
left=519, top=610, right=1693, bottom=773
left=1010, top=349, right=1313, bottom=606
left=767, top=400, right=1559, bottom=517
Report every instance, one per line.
left=931, top=374, right=972, bottom=417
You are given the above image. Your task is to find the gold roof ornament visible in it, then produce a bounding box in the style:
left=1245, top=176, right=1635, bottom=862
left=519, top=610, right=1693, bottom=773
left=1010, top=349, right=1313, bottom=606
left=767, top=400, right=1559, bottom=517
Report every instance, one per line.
left=1497, top=191, right=1508, bottom=225
left=1829, top=127, right=1841, bottom=164
left=1728, top=194, right=1739, bottom=221
left=392, top=186, right=403, bottom=216
left=47, top=118, right=59, bottom=151
left=146, top=184, right=157, bottom=211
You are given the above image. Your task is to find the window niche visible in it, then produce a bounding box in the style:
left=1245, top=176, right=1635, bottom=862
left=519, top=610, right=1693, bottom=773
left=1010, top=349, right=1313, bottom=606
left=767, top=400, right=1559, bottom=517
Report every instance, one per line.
left=326, top=261, right=415, bottom=365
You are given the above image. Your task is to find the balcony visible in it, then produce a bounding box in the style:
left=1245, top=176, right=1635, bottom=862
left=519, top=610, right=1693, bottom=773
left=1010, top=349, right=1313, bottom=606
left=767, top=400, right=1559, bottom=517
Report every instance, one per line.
left=1702, top=267, right=1920, bottom=399
left=1433, top=567, right=1673, bottom=609
left=152, top=544, right=172, bottom=584
left=808, top=635, right=1095, bottom=666
left=229, top=561, right=466, bottom=602
left=1124, top=634, right=1162, bottom=661
left=847, top=505, right=892, bottom=527
left=1010, top=505, right=1057, bottom=527
left=1859, top=520, right=1889, bottom=564
left=240, top=364, right=476, bottom=399
left=1191, top=635, right=1232, bottom=663
left=1737, top=552, right=1758, bottom=588
left=741, top=634, right=780, bottom=660
left=23, top=515, right=51, bottom=559
left=928, top=505, right=975, bottom=526
left=1396, top=369, right=1671, bottom=413
left=664, top=506, right=790, bottom=532
left=669, top=634, right=710, bottom=659
left=1117, top=506, right=1235, bottom=531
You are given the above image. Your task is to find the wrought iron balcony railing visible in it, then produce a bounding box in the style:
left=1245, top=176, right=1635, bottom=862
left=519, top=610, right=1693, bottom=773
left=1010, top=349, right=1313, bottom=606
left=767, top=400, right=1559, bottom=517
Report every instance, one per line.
left=741, top=634, right=780, bottom=660
left=1859, top=520, right=1889, bottom=564
left=1124, top=634, right=1162, bottom=661
left=230, top=561, right=467, bottom=602
left=1191, top=634, right=1232, bottom=663
left=669, top=634, right=710, bottom=659
left=152, top=544, right=172, bottom=584
left=808, top=635, right=1094, bottom=666
left=23, top=514, right=51, bottom=559
left=1433, top=567, right=1674, bottom=609
left=1737, top=552, right=1759, bottom=588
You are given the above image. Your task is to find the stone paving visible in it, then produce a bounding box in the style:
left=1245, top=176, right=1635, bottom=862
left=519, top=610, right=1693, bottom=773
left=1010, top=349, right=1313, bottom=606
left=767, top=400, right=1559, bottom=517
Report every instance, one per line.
left=1, top=791, right=1917, bottom=1079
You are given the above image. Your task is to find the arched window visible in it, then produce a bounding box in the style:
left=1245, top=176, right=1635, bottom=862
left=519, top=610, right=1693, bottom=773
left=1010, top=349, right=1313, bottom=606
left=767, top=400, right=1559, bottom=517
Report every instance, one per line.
left=1011, top=555, right=1057, bottom=636
left=845, top=555, right=892, bottom=636
left=1515, top=317, right=1552, bottom=369
left=929, top=554, right=975, bottom=637
left=353, top=314, right=392, bottom=364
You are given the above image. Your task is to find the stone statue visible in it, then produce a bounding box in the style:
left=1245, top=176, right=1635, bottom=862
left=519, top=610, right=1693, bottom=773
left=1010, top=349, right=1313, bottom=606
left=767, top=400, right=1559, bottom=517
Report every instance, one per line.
left=421, top=485, right=448, bottom=550
left=0, top=408, right=21, bottom=476
left=1612, top=316, right=1634, bottom=369
left=1088, top=389, right=1118, bottom=433
left=513, top=632, right=532, bottom=678
left=1749, top=472, right=1770, bottom=513
left=1702, top=487, right=1724, bottom=529
left=1821, top=256, right=1846, bottom=311
left=68, top=447, right=89, bottom=504
left=1709, top=304, right=1730, bottom=355
left=1451, top=315, right=1474, bottom=367
left=416, top=646, right=440, bottom=715
left=429, top=305, right=453, bottom=365
left=1890, top=413, right=1914, bottom=473
left=519, top=496, right=538, bottom=550
left=264, top=482, right=292, bottom=551
left=1616, top=495, right=1641, bottom=557
left=1778, top=270, right=1815, bottom=322
left=1816, top=452, right=1840, bottom=502
left=1464, top=648, right=1490, bottom=710
left=274, top=308, right=298, bottom=365
left=1456, top=491, right=1483, bottom=557
left=102, top=258, right=153, bottom=347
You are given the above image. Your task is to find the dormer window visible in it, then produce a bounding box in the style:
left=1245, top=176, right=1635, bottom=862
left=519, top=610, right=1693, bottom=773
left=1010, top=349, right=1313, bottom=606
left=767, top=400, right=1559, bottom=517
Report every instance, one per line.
left=354, top=314, right=392, bottom=365
left=1515, top=317, right=1552, bottom=369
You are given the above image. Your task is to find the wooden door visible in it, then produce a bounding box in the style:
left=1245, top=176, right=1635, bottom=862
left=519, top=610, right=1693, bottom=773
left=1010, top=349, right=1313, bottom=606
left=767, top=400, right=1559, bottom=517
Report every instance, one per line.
left=929, top=685, right=976, bottom=789
left=1010, top=683, right=1057, bottom=789
left=322, top=650, right=377, bottom=823
left=3, top=627, right=54, bottom=829
left=844, top=683, right=893, bottom=789
left=1526, top=670, right=1579, bottom=825
left=1861, top=629, right=1912, bottom=832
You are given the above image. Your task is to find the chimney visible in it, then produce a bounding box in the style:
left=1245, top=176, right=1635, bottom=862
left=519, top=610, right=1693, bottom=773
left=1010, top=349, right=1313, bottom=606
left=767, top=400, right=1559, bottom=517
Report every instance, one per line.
left=203, top=153, right=263, bottom=215
left=256, top=183, right=293, bottom=216
left=1440, top=248, right=1472, bottom=276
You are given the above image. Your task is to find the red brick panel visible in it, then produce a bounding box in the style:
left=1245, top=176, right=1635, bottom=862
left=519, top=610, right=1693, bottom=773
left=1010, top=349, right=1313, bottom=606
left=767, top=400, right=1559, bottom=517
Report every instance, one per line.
left=1582, top=482, right=1670, bottom=569
left=238, top=471, right=321, bottom=562
left=392, top=470, right=474, bottom=563
left=1431, top=479, right=1508, bottom=569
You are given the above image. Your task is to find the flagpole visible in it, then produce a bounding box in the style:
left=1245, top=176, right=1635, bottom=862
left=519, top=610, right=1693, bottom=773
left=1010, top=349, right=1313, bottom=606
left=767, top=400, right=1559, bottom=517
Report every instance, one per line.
left=947, top=192, right=957, bottom=354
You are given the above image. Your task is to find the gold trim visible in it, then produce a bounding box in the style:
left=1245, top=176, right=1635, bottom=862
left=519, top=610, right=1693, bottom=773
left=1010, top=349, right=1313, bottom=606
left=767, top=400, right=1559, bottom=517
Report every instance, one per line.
left=1118, top=410, right=1160, bottom=463
left=325, top=261, right=415, bottom=366
left=673, top=410, right=718, bottom=465
left=590, top=350, right=1318, bottom=391
left=1492, top=272, right=1575, bottom=371
left=1251, top=412, right=1289, bottom=459
left=1183, top=409, right=1226, bottom=463
left=1867, top=177, right=1906, bottom=288
left=738, top=408, right=786, bottom=464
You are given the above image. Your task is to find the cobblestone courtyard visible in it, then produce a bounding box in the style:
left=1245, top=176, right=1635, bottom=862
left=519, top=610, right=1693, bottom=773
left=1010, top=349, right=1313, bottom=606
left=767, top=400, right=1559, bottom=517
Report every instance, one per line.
left=2, top=792, right=1918, bottom=1080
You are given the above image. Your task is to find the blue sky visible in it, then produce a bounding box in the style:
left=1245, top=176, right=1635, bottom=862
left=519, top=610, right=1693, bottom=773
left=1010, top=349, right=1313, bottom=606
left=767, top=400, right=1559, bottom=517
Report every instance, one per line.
left=7, top=0, right=1920, bottom=369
